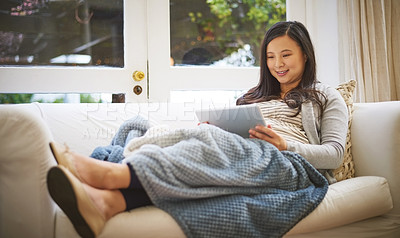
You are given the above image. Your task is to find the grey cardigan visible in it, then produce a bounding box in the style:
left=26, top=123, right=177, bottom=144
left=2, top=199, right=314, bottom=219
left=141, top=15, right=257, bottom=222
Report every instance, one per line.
left=286, top=83, right=348, bottom=182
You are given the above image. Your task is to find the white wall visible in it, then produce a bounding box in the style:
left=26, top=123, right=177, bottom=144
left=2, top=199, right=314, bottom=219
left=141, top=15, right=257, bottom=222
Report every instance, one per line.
left=287, top=0, right=340, bottom=87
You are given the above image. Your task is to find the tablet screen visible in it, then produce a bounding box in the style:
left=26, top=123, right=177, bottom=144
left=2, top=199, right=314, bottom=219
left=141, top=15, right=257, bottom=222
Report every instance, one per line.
left=195, top=104, right=266, bottom=138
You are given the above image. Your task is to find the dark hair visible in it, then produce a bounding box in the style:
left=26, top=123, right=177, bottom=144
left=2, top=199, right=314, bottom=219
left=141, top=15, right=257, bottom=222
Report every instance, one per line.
left=236, top=21, right=325, bottom=115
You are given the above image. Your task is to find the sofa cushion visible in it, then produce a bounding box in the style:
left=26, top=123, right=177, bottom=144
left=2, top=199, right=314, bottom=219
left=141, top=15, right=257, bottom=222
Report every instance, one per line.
left=54, top=176, right=392, bottom=237
left=286, top=176, right=393, bottom=235
left=55, top=204, right=186, bottom=238
left=333, top=79, right=356, bottom=181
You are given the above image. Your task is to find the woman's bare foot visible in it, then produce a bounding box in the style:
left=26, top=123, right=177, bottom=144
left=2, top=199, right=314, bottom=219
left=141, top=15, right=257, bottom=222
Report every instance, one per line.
left=70, top=152, right=131, bottom=190
left=50, top=142, right=131, bottom=190
left=82, top=183, right=126, bottom=221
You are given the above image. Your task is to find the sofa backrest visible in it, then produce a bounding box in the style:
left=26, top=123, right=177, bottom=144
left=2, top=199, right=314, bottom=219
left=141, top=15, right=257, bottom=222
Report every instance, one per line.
left=37, top=102, right=199, bottom=155
left=351, top=101, right=400, bottom=220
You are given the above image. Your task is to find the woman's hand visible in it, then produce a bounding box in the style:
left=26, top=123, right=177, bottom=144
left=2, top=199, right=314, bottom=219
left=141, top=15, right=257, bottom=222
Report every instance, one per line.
left=249, top=125, right=287, bottom=151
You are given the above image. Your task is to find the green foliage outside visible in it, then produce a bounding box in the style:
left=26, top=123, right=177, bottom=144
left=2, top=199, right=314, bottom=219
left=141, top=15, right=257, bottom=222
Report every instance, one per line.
left=206, top=0, right=285, bottom=32
left=174, top=0, right=286, bottom=65
left=80, top=94, right=103, bottom=103
left=0, top=93, right=102, bottom=104
left=206, top=0, right=286, bottom=56
left=0, top=94, right=40, bottom=104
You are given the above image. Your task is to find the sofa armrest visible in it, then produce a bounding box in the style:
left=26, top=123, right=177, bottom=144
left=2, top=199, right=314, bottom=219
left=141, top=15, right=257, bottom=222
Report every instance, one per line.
left=351, top=101, right=400, bottom=219
left=0, top=104, right=56, bottom=238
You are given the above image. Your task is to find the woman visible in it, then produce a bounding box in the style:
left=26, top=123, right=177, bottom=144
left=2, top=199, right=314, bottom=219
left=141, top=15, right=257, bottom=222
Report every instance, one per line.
left=47, top=21, right=347, bottom=238
left=239, top=21, right=348, bottom=179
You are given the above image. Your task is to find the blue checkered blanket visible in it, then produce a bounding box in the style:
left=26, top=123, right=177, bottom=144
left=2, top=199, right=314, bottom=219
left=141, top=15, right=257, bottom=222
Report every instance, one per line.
left=91, top=116, right=328, bottom=238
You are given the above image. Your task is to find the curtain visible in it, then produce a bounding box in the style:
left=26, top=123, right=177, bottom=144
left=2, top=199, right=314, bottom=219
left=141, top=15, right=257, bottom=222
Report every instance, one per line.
left=338, top=0, right=399, bottom=102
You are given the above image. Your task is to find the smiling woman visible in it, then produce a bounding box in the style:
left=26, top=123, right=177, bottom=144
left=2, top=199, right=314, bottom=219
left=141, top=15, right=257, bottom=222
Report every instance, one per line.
left=266, top=35, right=307, bottom=96
left=237, top=21, right=319, bottom=109
left=237, top=21, right=347, bottom=180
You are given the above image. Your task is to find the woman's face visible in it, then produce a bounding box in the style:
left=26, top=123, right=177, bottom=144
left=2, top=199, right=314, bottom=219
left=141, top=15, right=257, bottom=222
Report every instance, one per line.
left=266, top=35, right=307, bottom=94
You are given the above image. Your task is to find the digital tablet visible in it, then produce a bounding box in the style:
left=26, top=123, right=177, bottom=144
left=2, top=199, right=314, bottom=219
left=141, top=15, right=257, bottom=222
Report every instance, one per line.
left=195, top=104, right=266, bottom=138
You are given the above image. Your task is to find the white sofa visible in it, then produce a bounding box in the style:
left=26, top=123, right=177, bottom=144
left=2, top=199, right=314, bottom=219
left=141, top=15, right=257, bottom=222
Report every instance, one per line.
left=0, top=101, right=399, bottom=238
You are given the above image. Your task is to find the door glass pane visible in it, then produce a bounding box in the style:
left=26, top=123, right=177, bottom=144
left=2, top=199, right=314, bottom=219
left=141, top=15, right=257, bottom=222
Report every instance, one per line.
left=170, top=0, right=286, bottom=67
left=0, top=93, right=112, bottom=103
left=0, top=0, right=123, bottom=67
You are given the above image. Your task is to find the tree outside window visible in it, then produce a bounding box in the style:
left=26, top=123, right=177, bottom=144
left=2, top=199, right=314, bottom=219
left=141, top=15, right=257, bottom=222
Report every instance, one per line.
left=170, top=0, right=286, bottom=67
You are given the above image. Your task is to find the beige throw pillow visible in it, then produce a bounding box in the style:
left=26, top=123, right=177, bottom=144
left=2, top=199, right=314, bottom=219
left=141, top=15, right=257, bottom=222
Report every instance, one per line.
left=333, top=79, right=356, bottom=182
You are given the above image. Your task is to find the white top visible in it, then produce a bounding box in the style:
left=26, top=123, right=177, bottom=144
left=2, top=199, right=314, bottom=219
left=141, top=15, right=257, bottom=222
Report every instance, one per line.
left=258, top=100, right=310, bottom=144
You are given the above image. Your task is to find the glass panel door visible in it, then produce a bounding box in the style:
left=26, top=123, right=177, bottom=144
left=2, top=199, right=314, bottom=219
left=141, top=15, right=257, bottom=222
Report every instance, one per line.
left=170, top=0, right=286, bottom=67
left=148, top=0, right=286, bottom=101
left=0, top=0, right=123, bottom=67
left=0, top=0, right=148, bottom=102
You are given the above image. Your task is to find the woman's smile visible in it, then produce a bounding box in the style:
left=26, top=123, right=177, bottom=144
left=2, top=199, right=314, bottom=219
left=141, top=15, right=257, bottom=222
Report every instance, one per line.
left=276, top=70, right=289, bottom=77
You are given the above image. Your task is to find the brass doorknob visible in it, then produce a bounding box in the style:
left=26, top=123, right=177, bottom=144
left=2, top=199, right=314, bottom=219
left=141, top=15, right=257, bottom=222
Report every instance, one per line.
left=133, top=71, right=145, bottom=81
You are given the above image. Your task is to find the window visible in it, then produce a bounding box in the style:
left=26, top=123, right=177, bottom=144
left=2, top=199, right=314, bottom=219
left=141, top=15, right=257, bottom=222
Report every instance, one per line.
left=0, top=0, right=288, bottom=103
left=0, top=0, right=123, bottom=67
left=148, top=0, right=286, bottom=101
left=170, top=0, right=286, bottom=67
left=167, top=0, right=286, bottom=104
left=0, top=0, right=148, bottom=102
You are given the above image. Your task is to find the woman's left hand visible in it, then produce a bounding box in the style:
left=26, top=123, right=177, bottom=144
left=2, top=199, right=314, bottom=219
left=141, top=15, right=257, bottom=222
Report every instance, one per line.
left=249, top=125, right=287, bottom=151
